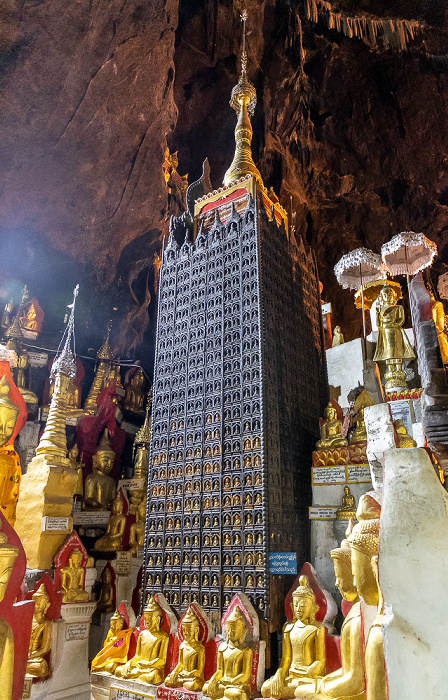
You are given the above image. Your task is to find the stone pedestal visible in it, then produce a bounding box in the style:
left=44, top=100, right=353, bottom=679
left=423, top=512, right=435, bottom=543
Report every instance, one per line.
left=326, top=338, right=365, bottom=408
left=31, top=601, right=96, bottom=700
left=380, top=447, right=448, bottom=700
left=90, top=673, right=163, bottom=700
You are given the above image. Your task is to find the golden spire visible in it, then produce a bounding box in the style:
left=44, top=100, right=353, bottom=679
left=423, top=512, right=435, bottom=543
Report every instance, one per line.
left=36, top=286, right=78, bottom=464
left=135, top=390, right=152, bottom=446
left=223, top=11, right=262, bottom=187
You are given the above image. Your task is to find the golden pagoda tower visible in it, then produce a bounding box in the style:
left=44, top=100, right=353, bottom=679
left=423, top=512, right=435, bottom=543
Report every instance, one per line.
left=83, top=321, right=114, bottom=415
left=15, top=287, right=79, bottom=569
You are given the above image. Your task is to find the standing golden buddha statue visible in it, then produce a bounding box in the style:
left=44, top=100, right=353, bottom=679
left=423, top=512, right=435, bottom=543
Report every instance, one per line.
left=84, top=429, right=116, bottom=510
left=115, top=596, right=169, bottom=684
left=203, top=605, right=252, bottom=700
left=129, top=500, right=146, bottom=557
left=373, top=285, right=415, bottom=390
left=261, top=576, right=325, bottom=698
left=26, top=584, right=52, bottom=679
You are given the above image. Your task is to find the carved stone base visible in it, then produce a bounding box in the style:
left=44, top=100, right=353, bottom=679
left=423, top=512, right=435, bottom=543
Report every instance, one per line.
left=90, top=674, right=199, bottom=700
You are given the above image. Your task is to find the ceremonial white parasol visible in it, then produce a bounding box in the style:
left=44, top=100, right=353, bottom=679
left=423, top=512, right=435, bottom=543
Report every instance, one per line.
left=334, top=247, right=386, bottom=339
left=381, top=231, right=437, bottom=283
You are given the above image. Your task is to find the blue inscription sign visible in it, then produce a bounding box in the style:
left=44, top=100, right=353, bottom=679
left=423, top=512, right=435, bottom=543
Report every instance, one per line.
left=269, top=553, right=297, bottom=574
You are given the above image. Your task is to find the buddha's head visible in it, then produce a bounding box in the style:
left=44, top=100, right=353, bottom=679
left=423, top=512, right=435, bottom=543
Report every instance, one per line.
left=225, top=605, right=248, bottom=646
left=110, top=610, right=125, bottom=633
left=93, top=429, right=115, bottom=475
left=69, top=547, right=84, bottom=570
left=356, top=494, right=381, bottom=522
left=0, top=376, right=20, bottom=447
left=144, top=595, right=163, bottom=632
left=292, top=575, right=319, bottom=624
left=379, top=285, right=397, bottom=307
left=0, top=527, right=18, bottom=602
left=68, top=444, right=79, bottom=460
left=331, top=525, right=358, bottom=602
left=32, top=583, right=51, bottom=619
left=324, top=403, right=337, bottom=422
left=349, top=518, right=380, bottom=606
left=181, top=606, right=200, bottom=644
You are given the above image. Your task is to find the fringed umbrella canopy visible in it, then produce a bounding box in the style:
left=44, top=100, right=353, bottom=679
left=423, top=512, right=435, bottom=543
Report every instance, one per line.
left=381, top=232, right=437, bottom=277
left=334, top=248, right=386, bottom=290
left=354, top=279, right=402, bottom=310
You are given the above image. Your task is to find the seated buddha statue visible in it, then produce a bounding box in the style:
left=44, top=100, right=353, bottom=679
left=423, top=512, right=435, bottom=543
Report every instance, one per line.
left=261, top=576, right=325, bottom=698
left=59, top=548, right=89, bottom=603
left=394, top=420, right=417, bottom=448
left=94, top=495, right=126, bottom=552
left=165, top=606, right=205, bottom=690
left=26, top=584, right=52, bottom=678
left=350, top=408, right=366, bottom=444
left=129, top=500, right=146, bottom=557
left=315, top=403, right=347, bottom=450
left=84, top=429, right=116, bottom=510
left=91, top=610, right=133, bottom=674
left=202, top=605, right=252, bottom=700
left=124, top=368, right=146, bottom=414
left=296, top=529, right=364, bottom=700
left=336, top=486, right=357, bottom=521
left=115, top=596, right=169, bottom=684
left=97, top=567, right=115, bottom=613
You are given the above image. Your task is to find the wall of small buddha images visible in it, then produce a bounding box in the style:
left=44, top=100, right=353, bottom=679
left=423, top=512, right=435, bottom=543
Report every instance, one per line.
left=1, top=1, right=448, bottom=353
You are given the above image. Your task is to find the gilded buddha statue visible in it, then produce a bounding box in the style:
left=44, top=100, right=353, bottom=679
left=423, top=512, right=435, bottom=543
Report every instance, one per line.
left=203, top=605, right=252, bottom=700
left=165, top=606, right=205, bottom=691
left=336, top=486, right=357, bottom=521
left=261, top=576, right=325, bottom=698
left=84, top=429, right=116, bottom=510
left=115, top=596, right=169, bottom=684
left=350, top=390, right=375, bottom=445
left=0, top=375, right=22, bottom=525
left=68, top=444, right=84, bottom=498
left=349, top=514, right=386, bottom=700
left=430, top=292, right=448, bottom=364
left=332, top=327, right=344, bottom=347
left=91, top=610, right=133, bottom=674
left=297, top=525, right=364, bottom=700
left=129, top=500, right=146, bottom=557
left=59, top=547, right=89, bottom=603
left=315, top=403, right=347, bottom=450
left=16, top=347, right=38, bottom=406
left=93, top=494, right=126, bottom=552
left=124, top=368, right=146, bottom=414
left=97, top=567, right=115, bottom=613
left=26, top=584, right=52, bottom=679
left=0, top=524, right=18, bottom=700
left=393, top=419, right=417, bottom=448
left=373, top=285, right=415, bottom=390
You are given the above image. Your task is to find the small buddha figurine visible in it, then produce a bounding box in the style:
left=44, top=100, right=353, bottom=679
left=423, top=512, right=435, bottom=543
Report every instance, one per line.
left=336, top=486, right=357, bottom=521
left=129, top=500, right=146, bottom=557
left=94, top=495, right=126, bottom=551
left=124, top=368, right=146, bottom=414
left=430, top=292, right=448, bottom=364
left=115, top=596, right=169, bottom=683
left=59, top=547, right=89, bottom=603
left=91, top=610, right=133, bottom=674
left=84, top=429, right=116, bottom=510
left=203, top=605, right=252, bottom=700
left=349, top=391, right=374, bottom=445
left=19, top=297, right=43, bottom=334
left=373, top=285, right=415, bottom=390
left=332, top=326, right=344, bottom=347
left=26, top=584, right=52, bottom=678
left=261, top=576, right=325, bottom=698
left=68, top=444, right=84, bottom=498
left=165, top=606, right=205, bottom=690
left=97, top=567, right=115, bottom=613
left=394, top=419, right=417, bottom=448
left=315, top=402, right=347, bottom=450
left=16, top=347, right=38, bottom=405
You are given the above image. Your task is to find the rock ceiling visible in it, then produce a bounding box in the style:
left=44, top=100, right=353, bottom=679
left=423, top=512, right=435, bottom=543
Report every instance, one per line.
left=1, top=0, right=448, bottom=362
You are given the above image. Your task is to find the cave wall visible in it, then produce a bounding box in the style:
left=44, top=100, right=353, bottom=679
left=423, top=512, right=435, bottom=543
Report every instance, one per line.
left=1, top=0, right=448, bottom=353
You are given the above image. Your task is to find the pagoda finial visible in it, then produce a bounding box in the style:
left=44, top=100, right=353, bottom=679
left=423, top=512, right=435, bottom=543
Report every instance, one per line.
left=223, top=11, right=262, bottom=188
left=51, top=284, right=78, bottom=380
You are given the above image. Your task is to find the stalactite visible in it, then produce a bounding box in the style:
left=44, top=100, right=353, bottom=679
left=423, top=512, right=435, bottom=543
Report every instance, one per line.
left=304, top=0, right=422, bottom=51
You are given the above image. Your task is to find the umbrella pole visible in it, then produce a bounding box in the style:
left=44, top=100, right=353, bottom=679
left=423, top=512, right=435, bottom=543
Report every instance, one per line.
left=360, top=265, right=366, bottom=340
left=405, top=247, right=418, bottom=354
